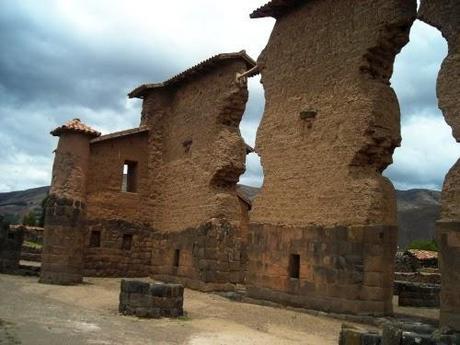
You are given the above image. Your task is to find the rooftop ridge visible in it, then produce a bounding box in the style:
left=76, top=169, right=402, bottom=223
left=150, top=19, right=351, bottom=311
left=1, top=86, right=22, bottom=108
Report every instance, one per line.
left=128, top=50, right=256, bottom=99
left=250, top=0, right=305, bottom=19
left=51, top=118, right=101, bottom=138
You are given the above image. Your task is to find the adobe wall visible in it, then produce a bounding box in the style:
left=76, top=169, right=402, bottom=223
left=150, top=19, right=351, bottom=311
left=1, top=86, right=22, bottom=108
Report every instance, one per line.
left=419, top=0, right=460, bottom=331
left=247, top=0, right=416, bottom=315
left=86, top=132, right=150, bottom=223
left=141, top=60, right=250, bottom=289
left=142, top=60, right=248, bottom=232
left=82, top=132, right=152, bottom=277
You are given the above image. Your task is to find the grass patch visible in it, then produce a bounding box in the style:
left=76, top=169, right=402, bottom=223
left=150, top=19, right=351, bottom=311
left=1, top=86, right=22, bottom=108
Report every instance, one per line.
left=23, top=241, right=42, bottom=249
left=407, top=239, right=438, bottom=252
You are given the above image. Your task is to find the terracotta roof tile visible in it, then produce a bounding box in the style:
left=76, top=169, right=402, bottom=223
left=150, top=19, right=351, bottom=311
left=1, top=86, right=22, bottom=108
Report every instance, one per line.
left=129, top=51, right=256, bottom=99
left=250, top=0, right=305, bottom=19
left=407, top=249, right=438, bottom=261
left=51, top=118, right=101, bottom=138
left=90, top=126, right=149, bottom=144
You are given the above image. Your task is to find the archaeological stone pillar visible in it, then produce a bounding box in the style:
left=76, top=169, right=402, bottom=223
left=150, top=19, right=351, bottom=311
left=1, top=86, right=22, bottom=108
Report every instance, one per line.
left=419, top=0, right=460, bottom=331
left=40, top=118, right=100, bottom=285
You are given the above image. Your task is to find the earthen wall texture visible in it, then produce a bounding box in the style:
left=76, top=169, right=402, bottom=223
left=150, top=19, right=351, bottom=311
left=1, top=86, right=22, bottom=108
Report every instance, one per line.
left=41, top=133, right=91, bottom=285
left=86, top=132, right=150, bottom=224
left=247, top=0, right=416, bottom=315
left=141, top=60, right=249, bottom=233
left=248, top=224, right=397, bottom=315
left=419, top=0, right=460, bottom=331
left=151, top=219, right=244, bottom=291
left=83, top=220, right=152, bottom=277
left=250, top=0, right=416, bottom=227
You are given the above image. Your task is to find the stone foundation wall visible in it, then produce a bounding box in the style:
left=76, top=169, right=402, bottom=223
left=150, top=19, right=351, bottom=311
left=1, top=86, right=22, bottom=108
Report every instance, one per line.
left=246, top=224, right=397, bottom=316
left=151, top=219, right=243, bottom=291
left=396, top=281, right=440, bottom=308
left=437, top=221, right=460, bottom=328
left=40, top=195, right=85, bottom=285
left=0, top=225, right=24, bottom=272
left=119, top=280, right=183, bottom=318
left=83, top=220, right=152, bottom=277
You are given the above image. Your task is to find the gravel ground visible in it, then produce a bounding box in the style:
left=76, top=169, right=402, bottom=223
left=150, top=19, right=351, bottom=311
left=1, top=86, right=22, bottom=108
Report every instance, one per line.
left=0, top=274, right=353, bottom=345
left=0, top=273, right=439, bottom=345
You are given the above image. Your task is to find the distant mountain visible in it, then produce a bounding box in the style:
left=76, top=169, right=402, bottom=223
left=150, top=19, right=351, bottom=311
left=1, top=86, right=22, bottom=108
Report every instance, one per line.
left=237, top=185, right=441, bottom=248
left=395, top=189, right=441, bottom=248
left=0, top=185, right=440, bottom=248
left=0, top=186, right=49, bottom=224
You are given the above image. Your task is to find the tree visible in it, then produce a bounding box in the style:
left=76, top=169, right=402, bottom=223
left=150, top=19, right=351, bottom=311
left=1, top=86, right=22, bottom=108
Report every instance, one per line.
left=22, top=211, right=37, bottom=226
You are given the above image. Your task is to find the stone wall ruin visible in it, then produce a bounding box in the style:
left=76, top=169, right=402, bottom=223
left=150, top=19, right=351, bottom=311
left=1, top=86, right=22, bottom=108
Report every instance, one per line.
left=246, top=0, right=417, bottom=316
left=419, top=0, right=460, bottom=331
left=36, top=0, right=460, bottom=330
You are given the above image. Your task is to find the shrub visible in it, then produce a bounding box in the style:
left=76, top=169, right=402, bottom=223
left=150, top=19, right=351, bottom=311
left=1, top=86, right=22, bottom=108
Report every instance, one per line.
left=407, top=239, right=438, bottom=252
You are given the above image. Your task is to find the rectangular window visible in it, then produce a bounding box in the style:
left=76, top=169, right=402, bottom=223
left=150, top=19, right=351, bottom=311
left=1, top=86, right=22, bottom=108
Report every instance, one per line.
left=173, top=249, right=180, bottom=268
left=122, top=234, right=133, bottom=251
left=89, top=230, right=101, bottom=248
left=289, top=254, right=300, bottom=279
left=121, top=161, right=138, bottom=193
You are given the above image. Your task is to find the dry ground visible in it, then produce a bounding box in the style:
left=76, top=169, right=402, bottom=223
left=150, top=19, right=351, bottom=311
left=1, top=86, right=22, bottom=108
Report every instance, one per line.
left=0, top=273, right=439, bottom=345
left=0, top=274, right=353, bottom=345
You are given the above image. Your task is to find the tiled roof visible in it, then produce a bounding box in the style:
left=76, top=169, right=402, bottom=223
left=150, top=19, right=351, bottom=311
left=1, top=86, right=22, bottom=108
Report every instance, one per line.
left=250, top=0, right=305, bottom=19
left=129, top=51, right=256, bottom=99
left=51, top=118, right=101, bottom=138
left=407, top=249, right=438, bottom=261
left=90, top=127, right=149, bottom=144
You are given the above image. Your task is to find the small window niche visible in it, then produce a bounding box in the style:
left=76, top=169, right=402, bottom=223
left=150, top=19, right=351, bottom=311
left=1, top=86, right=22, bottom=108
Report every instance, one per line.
left=289, top=254, right=300, bottom=279
left=89, top=230, right=101, bottom=248
left=122, top=234, right=133, bottom=251
left=121, top=160, right=138, bottom=193
left=173, top=249, right=180, bottom=268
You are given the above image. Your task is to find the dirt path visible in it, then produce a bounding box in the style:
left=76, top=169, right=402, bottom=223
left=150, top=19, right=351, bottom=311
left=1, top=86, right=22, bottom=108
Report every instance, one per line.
left=0, top=274, right=354, bottom=345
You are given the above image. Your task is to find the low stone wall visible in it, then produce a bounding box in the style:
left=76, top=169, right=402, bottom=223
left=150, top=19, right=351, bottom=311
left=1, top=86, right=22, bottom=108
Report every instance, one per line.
left=83, top=219, right=152, bottom=277
left=151, top=219, right=244, bottom=292
left=339, top=322, right=460, bottom=345
left=119, top=280, right=184, bottom=318
left=394, top=272, right=441, bottom=285
left=246, top=224, right=397, bottom=316
left=0, top=226, right=24, bottom=272
left=396, top=281, right=440, bottom=308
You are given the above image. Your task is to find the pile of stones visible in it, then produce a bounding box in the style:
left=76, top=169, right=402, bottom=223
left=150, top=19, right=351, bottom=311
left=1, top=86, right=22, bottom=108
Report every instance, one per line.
left=119, top=280, right=184, bottom=318
left=339, top=322, right=460, bottom=345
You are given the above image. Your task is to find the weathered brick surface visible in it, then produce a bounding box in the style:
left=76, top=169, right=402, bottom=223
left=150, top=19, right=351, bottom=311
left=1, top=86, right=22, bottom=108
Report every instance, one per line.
left=151, top=219, right=244, bottom=291
left=247, top=224, right=397, bottom=315
left=40, top=127, right=95, bottom=285
left=141, top=59, right=250, bottom=233
left=419, top=0, right=460, bottom=331
left=83, top=220, right=152, bottom=277
left=247, top=0, right=416, bottom=315
left=119, top=280, right=183, bottom=318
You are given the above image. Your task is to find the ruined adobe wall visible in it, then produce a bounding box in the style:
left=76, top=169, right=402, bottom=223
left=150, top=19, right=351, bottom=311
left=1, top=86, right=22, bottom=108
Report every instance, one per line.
left=247, top=0, right=416, bottom=315
left=86, top=132, right=150, bottom=224
left=142, top=60, right=249, bottom=233
left=251, top=0, right=415, bottom=227
left=82, top=133, right=152, bottom=277
left=419, top=0, right=460, bottom=331
left=142, top=60, right=250, bottom=289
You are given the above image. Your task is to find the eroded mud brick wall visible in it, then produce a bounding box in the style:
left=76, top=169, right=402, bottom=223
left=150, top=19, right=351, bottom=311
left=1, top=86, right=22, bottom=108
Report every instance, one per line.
left=137, top=55, right=253, bottom=290
left=419, top=0, right=460, bottom=331
left=82, top=130, right=153, bottom=277
left=41, top=120, right=99, bottom=285
left=247, top=0, right=416, bottom=315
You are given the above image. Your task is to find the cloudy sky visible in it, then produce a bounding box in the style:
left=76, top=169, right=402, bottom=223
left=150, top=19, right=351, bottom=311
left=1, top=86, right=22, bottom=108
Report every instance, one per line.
left=0, top=0, right=457, bottom=192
